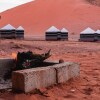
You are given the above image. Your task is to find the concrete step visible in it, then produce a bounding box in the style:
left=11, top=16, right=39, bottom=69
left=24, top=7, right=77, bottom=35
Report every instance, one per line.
left=12, top=62, right=80, bottom=93
left=12, top=67, right=56, bottom=93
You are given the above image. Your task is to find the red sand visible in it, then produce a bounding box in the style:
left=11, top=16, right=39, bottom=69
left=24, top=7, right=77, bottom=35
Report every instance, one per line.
left=0, top=40, right=100, bottom=100
left=0, top=0, right=100, bottom=35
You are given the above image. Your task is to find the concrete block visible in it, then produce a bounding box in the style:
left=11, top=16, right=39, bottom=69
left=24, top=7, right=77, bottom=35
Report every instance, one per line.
left=0, top=58, right=15, bottom=78
left=12, top=62, right=80, bottom=93
left=49, top=62, right=80, bottom=83
left=68, top=62, right=80, bottom=79
left=12, top=67, right=56, bottom=93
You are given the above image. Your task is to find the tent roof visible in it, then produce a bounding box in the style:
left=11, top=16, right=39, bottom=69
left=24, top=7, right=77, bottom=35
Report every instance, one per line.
left=17, top=26, right=24, bottom=30
left=80, top=27, right=95, bottom=34
left=1, top=24, right=15, bottom=30
left=61, top=28, right=68, bottom=32
left=95, top=30, right=100, bottom=34
left=46, top=26, right=60, bottom=32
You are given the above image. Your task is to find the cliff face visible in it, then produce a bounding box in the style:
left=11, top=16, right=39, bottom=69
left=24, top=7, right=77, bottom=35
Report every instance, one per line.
left=0, top=0, right=100, bottom=35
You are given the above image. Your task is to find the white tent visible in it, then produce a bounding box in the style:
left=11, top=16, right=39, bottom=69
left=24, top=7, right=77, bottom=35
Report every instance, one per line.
left=0, top=24, right=16, bottom=38
left=60, top=28, right=68, bottom=40
left=80, top=27, right=95, bottom=34
left=1, top=24, right=15, bottom=30
left=80, top=27, right=95, bottom=42
left=16, top=26, right=24, bottom=39
left=45, top=26, right=60, bottom=40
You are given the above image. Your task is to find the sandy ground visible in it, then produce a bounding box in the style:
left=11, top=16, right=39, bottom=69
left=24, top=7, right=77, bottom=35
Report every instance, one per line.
left=0, top=39, right=100, bottom=100
left=0, top=0, right=100, bottom=35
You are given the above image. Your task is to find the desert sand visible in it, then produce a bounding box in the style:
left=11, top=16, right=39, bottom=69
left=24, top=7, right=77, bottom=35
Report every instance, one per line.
left=0, top=0, right=100, bottom=35
left=0, top=39, right=100, bottom=100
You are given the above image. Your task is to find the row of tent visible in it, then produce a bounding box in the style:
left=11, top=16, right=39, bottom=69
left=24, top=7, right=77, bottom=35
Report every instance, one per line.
left=0, top=24, right=100, bottom=42
left=45, top=26, right=68, bottom=40
left=0, top=24, right=24, bottom=39
left=45, top=26, right=100, bottom=42
left=80, top=27, right=100, bottom=42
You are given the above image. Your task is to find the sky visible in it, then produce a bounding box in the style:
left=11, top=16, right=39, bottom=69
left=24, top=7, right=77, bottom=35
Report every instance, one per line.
left=0, top=0, right=34, bottom=12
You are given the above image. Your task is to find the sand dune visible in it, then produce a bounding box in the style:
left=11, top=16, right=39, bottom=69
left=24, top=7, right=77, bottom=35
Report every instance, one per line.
left=0, top=0, right=100, bottom=35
